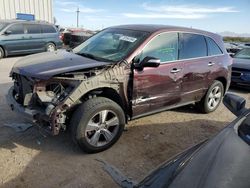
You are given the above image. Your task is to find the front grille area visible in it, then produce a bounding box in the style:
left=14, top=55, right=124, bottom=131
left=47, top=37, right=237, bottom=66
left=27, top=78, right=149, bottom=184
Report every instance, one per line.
left=13, top=74, right=33, bottom=105
left=232, top=71, right=242, bottom=77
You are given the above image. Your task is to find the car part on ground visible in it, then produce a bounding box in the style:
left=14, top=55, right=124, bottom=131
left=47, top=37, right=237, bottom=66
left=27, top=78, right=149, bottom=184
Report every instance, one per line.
left=6, top=25, right=231, bottom=153
left=231, top=48, right=250, bottom=87
left=103, top=93, right=250, bottom=188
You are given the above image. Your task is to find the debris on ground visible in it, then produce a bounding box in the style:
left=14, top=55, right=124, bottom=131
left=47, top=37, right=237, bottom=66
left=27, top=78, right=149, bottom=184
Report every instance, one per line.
left=4, top=123, right=33, bottom=132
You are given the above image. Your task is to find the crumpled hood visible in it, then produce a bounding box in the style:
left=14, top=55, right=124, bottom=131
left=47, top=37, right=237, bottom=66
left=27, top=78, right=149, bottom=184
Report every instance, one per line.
left=11, top=50, right=110, bottom=79
left=233, top=58, right=250, bottom=70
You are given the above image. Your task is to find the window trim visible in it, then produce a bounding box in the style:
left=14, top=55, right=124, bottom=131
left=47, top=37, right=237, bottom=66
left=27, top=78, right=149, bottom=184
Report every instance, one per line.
left=138, top=30, right=224, bottom=65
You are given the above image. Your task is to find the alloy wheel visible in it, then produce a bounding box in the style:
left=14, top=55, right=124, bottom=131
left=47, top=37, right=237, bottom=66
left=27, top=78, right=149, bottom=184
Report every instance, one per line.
left=207, top=86, right=222, bottom=110
left=85, top=110, right=120, bottom=147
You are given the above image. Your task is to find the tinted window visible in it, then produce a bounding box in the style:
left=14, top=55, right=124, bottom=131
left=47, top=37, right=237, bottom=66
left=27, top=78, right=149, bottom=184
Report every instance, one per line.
left=179, top=33, right=207, bottom=59
left=141, top=32, right=178, bottom=62
left=25, top=24, right=41, bottom=34
left=206, top=37, right=223, bottom=56
left=42, top=25, right=56, bottom=33
left=7, top=24, right=24, bottom=34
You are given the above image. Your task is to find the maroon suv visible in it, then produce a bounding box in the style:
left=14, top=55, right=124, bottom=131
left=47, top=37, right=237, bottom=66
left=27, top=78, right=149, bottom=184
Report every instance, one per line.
left=7, top=25, right=232, bottom=153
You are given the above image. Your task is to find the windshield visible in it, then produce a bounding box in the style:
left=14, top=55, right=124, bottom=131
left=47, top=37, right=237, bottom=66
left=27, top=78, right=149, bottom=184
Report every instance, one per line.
left=73, top=28, right=149, bottom=62
left=0, top=23, right=7, bottom=31
left=234, top=48, right=250, bottom=59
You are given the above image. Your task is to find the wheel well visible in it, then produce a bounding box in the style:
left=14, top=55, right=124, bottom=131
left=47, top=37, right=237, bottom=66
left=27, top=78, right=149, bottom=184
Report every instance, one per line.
left=0, top=45, right=5, bottom=56
left=81, top=87, right=128, bottom=118
left=215, top=77, right=227, bottom=94
left=47, top=42, right=56, bottom=47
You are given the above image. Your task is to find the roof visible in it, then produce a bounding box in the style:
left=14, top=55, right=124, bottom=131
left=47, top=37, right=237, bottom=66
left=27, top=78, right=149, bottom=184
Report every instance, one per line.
left=0, top=19, right=52, bottom=25
left=109, top=24, right=219, bottom=37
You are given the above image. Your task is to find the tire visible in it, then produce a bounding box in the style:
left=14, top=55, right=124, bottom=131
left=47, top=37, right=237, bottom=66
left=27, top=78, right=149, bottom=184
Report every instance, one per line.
left=46, top=42, right=56, bottom=52
left=197, top=80, right=224, bottom=113
left=70, top=97, right=125, bottom=153
left=0, top=47, right=4, bottom=59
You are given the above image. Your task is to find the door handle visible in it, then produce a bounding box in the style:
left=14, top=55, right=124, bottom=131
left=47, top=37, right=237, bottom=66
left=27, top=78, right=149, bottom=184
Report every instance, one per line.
left=208, top=62, right=215, bottom=66
left=171, top=68, right=181, bottom=74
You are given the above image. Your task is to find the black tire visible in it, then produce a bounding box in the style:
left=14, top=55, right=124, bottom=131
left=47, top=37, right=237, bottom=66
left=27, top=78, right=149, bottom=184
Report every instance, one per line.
left=197, top=80, right=224, bottom=113
left=46, top=42, right=56, bottom=52
left=70, top=97, right=125, bottom=153
left=0, top=47, right=4, bottom=59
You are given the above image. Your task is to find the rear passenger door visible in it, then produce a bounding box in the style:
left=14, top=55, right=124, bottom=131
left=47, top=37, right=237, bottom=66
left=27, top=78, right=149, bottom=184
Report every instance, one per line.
left=2, top=23, right=28, bottom=54
left=24, top=24, right=45, bottom=52
left=179, top=33, right=211, bottom=103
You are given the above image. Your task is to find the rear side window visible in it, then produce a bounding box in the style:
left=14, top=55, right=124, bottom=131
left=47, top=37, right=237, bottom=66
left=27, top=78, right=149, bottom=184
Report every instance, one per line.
left=25, top=24, right=41, bottom=34
left=141, top=32, right=178, bottom=63
left=42, top=25, right=57, bottom=33
left=206, top=37, right=223, bottom=56
left=7, top=24, right=24, bottom=34
left=179, top=33, right=207, bottom=59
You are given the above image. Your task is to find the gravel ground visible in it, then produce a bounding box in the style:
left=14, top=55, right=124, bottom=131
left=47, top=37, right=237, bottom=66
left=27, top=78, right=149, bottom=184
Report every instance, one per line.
left=0, top=56, right=249, bottom=188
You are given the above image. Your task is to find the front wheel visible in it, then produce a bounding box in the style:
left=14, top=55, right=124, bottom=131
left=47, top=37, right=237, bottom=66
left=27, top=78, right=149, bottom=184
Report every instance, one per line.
left=46, top=43, right=56, bottom=52
left=70, top=97, right=125, bottom=153
left=197, top=80, right=224, bottom=113
left=0, top=47, right=4, bottom=59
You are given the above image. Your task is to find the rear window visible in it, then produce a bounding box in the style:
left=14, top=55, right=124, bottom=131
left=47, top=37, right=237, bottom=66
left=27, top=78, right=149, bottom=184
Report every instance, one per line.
left=42, top=25, right=57, bottom=33
left=7, top=24, right=24, bottom=34
left=206, top=37, right=223, bottom=56
left=25, top=24, right=41, bottom=34
left=179, top=33, right=207, bottom=59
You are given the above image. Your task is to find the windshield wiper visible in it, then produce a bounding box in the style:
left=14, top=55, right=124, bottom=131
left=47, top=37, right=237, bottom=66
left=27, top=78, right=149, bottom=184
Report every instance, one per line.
left=76, top=52, right=114, bottom=62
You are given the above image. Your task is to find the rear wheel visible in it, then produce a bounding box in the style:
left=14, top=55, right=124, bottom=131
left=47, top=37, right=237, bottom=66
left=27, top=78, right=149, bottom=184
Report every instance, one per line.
left=70, top=97, right=125, bottom=153
left=0, top=47, right=4, bottom=59
left=197, top=80, right=224, bottom=113
left=46, top=43, right=56, bottom=52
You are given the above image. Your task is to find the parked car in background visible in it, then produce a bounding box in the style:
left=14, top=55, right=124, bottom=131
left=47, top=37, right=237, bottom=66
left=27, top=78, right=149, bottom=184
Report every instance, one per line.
left=231, top=47, right=250, bottom=87
left=7, top=25, right=232, bottom=153
left=60, top=27, right=95, bottom=47
left=0, top=20, right=62, bottom=59
left=68, top=31, right=94, bottom=48
left=104, top=93, right=250, bottom=188
left=224, top=42, right=242, bottom=55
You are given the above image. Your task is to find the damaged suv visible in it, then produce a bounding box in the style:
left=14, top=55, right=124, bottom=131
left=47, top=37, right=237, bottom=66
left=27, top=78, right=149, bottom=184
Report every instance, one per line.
left=7, top=25, right=232, bottom=153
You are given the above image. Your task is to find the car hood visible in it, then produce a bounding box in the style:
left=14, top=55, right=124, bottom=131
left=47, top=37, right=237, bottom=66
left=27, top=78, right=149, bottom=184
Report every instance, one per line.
left=11, top=50, right=111, bottom=79
left=233, top=58, right=250, bottom=70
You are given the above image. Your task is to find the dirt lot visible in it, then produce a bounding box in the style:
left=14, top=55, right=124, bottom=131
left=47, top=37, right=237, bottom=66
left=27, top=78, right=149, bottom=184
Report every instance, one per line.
left=0, top=56, right=249, bottom=188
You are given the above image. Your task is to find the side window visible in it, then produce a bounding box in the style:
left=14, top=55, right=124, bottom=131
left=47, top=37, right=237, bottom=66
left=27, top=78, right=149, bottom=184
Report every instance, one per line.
left=42, top=25, right=56, bottom=33
left=141, top=32, right=178, bottom=63
left=7, top=24, right=24, bottom=34
left=206, top=37, right=223, bottom=56
left=25, top=24, right=41, bottom=34
left=179, top=33, right=207, bottom=59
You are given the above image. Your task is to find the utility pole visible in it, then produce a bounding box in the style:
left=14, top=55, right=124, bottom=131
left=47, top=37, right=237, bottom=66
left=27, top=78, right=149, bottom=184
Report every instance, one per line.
left=76, top=7, right=80, bottom=28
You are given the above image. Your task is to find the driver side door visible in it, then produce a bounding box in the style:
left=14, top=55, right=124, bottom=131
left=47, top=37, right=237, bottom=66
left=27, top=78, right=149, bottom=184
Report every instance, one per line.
left=132, top=32, right=183, bottom=118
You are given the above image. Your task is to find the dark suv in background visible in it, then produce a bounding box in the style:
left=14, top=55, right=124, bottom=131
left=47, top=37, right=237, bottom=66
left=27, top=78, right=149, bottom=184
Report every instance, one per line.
left=7, top=25, right=232, bottom=153
left=0, top=20, right=62, bottom=59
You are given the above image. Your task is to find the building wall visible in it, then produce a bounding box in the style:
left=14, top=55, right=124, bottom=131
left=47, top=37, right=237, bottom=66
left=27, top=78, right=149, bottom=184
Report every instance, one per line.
left=0, top=0, right=53, bottom=23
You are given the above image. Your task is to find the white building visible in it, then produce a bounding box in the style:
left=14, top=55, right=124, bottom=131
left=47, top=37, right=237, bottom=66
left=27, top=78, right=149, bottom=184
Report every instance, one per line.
left=0, top=0, right=53, bottom=23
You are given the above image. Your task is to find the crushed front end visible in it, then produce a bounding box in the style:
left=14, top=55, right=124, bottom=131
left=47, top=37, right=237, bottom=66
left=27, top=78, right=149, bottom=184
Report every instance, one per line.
left=6, top=63, right=130, bottom=136
left=7, top=72, right=79, bottom=135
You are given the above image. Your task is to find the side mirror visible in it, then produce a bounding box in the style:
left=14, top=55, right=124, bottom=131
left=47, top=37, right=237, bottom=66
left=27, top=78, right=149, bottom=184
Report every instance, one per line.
left=4, top=30, right=12, bottom=35
left=137, top=56, right=160, bottom=69
left=223, top=93, right=246, bottom=116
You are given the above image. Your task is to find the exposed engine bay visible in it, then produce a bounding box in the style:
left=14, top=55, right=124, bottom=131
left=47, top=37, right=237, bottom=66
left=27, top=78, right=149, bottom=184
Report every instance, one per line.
left=10, top=64, right=130, bottom=135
